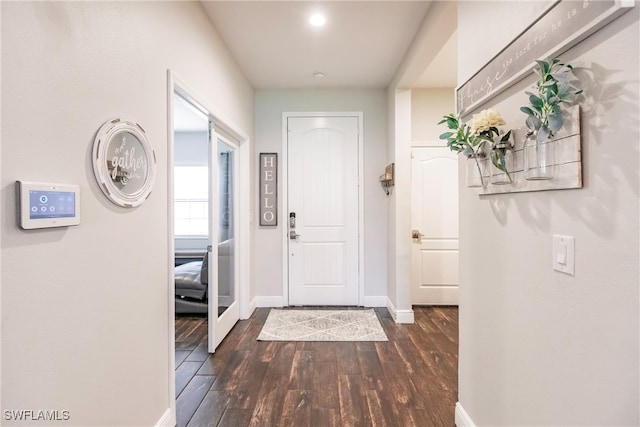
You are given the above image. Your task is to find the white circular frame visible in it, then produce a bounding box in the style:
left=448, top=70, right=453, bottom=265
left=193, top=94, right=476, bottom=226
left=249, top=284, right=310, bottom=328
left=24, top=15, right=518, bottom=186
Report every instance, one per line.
left=92, top=118, right=157, bottom=208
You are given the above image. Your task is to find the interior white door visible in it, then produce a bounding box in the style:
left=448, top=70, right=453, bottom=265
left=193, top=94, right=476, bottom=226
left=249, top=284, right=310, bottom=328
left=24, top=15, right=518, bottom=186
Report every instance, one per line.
left=287, top=116, right=359, bottom=306
left=411, top=147, right=459, bottom=305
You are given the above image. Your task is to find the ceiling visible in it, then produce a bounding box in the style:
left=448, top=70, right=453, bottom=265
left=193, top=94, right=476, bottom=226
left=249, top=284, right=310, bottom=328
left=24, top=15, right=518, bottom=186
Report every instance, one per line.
left=200, top=1, right=445, bottom=90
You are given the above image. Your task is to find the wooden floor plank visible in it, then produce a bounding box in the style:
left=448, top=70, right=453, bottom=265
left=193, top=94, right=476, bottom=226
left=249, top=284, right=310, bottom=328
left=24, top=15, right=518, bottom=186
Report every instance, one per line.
left=365, top=389, right=401, bottom=427
left=308, top=341, right=338, bottom=363
left=338, top=375, right=372, bottom=427
left=175, top=349, right=191, bottom=368
left=380, top=359, right=429, bottom=410
left=380, top=317, right=410, bottom=341
left=247, top=343, right=296, bottom=426
left=311, top=408, right=341, bottom=427
left=175, top=375, right=216, bottom=427
left=357, top=349, right=386, bottom=391
left=235, top=323, right=263, bottom=352
left=280, top=389, right=313, bottom=427
left=185, top=342, right=209, bottom=363
left=355, top=341, right=376, bottom=352
left=211, top=350, right=251, bottom=391
left=176, top=361, right=205, bottom=398
left=401, top=408, right=441, bottom=427
left=374, top=307, right=393, bottom=319
left=252, top=307, right=271, bottom=324
left=225, top=360, right=269, bottom=409
left=218, top=409, right=254, bottom=427
left=288, top=350, right=315, bottom=389
left=374, top=341, right=402, bottom=365
left=187, top=391, right=230, bottom=427
left=247, top=380, right=287, bottom=427
left=311, top=360, right=339, bottom=409
left=175, top=316, right=206, bottom=351
left=334, top=342, right=360, bottom=375
left=255, top=340, right=280, bottom=363
left=175, top=306, right=458, bottom=426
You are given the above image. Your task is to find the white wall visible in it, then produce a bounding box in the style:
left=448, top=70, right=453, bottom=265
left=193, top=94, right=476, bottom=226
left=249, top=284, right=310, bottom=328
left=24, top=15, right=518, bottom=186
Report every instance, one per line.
left=411, top=88, right=455, bottom=143
left=384, top=1, right=457, bottom=322
left=386, top=88, right=413, bottom=321
left=385, top=88, right=398, bottom=311
left=1, top=2, right=253, bottom=426
left=457, top=2, right=639, bottom=425
left=254, top=90, right=388, bottom=305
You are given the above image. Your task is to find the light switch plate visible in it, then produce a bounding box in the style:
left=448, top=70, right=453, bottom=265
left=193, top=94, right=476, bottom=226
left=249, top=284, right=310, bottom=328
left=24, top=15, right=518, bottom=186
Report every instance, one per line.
left=553, top=235, right=575, bottom=275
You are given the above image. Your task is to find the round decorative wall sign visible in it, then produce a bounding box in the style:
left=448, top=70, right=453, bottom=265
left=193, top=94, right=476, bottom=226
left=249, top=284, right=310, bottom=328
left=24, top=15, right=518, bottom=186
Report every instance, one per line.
left=92, top=118, right=156, bottom=208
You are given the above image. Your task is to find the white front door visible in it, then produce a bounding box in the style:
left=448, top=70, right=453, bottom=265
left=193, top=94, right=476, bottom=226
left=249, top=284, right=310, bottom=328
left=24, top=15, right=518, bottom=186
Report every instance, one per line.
left=411, top=147, right=459, bottom=305
left=287, top=116, right=360, bottom=306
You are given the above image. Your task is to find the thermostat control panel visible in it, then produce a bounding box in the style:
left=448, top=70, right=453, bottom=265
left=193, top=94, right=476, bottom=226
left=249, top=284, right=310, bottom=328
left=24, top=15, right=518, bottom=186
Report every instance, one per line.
left=17, top=181, right=80, bottom=230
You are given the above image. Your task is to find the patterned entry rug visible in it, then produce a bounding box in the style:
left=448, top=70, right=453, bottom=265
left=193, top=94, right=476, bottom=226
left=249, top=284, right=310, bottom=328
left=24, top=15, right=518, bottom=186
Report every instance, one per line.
left=257, top=309, right=388, bottom=342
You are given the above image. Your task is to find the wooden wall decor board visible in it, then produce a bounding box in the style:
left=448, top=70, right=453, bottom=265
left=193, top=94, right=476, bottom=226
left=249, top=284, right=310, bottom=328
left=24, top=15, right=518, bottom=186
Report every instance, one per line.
left=479, top=105, right=582, bottom=196
left=456, top=0, right=635, bottom=115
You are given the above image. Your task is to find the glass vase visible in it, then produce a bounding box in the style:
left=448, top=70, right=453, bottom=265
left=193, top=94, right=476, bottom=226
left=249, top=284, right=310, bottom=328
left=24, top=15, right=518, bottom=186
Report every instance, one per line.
left=524, top=132, right=555, bottom=180
left=465, top=153, right=487, bottom=188
left=490, top=144, right=514, bottom=185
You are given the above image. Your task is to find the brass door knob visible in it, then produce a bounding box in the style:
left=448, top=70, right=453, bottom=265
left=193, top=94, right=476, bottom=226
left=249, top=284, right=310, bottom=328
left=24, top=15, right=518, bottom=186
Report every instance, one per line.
left=411, top=229, right=424, bottom=240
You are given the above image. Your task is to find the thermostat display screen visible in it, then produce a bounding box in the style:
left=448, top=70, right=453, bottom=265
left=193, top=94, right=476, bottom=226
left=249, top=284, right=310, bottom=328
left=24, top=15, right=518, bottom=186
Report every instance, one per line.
left=17, top=181, right=80, bottom=229
left=29, top=190, right=76, bottom=219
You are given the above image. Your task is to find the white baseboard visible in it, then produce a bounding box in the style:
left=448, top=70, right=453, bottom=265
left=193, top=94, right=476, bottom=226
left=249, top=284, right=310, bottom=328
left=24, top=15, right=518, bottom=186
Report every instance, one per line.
left=240, top=297, right=257, bottom=320
left=387, top=298, right=414, bottom=324
left=248, top=297, right=257, bottom=316
left=363, top=295, right=387, bottom=307
left=155, top=408, right=174, bottom=427
left=394, top=309, right=414, bottom=323
left=455, top=402, right=475, bottom=427
left=255, top=296, right=285, bottom=307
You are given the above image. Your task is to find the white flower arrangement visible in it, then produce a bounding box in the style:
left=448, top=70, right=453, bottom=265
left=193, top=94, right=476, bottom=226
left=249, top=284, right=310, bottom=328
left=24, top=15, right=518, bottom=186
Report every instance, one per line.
left=468, top=109, right=506, bottom=141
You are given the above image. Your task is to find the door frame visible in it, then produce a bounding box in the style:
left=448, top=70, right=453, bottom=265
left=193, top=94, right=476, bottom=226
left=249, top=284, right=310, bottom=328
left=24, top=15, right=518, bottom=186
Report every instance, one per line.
left=281, top=112, right=364, bottom=306
left=166, top=70, right=251, bottom=416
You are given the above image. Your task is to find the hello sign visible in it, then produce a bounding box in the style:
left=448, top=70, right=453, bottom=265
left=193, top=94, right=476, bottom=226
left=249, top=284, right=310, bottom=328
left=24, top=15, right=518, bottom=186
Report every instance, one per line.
left=259, top=153, right=277, bottom=226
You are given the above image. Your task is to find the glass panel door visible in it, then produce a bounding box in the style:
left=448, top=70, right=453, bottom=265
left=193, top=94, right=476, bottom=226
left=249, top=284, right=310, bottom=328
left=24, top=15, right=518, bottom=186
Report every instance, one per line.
left=208, top=135, right=240, bottom=351
left=217, top=141, right=235, bottom=317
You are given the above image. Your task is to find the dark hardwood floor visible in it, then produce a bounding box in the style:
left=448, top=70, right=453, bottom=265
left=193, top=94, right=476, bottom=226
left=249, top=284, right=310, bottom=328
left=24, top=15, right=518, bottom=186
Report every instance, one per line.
left=175, top=306, right=458, bottom=427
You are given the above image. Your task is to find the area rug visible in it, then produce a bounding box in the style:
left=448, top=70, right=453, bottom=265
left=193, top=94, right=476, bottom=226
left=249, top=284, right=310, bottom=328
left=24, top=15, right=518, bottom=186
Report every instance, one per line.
left=257, top=309, right=388, bottom=342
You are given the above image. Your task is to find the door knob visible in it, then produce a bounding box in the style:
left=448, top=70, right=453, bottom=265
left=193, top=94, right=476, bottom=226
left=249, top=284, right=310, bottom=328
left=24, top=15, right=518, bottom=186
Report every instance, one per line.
left=411, top=229, right=424, bottom=239
left=289, top=231, right=301, bottom=240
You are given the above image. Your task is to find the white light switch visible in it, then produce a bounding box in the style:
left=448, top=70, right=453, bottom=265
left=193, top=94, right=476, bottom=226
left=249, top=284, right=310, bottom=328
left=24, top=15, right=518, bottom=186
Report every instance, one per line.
left=553, top=235, right=575, bottom=275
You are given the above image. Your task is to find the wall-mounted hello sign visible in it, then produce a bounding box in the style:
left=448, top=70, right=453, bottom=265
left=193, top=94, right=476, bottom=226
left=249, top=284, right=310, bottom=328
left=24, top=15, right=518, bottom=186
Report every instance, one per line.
left=92, top=118, right=157, bottom=208
left=259, top=153, right=277, bottom=226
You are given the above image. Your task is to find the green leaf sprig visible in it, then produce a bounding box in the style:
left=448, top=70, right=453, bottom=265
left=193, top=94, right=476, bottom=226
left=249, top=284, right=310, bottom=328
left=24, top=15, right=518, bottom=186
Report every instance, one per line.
left=521, top=58, right=582, bottom=143
left=490, top=130, right=513, bottom=183
left=437, top=113, right=487, bottom=157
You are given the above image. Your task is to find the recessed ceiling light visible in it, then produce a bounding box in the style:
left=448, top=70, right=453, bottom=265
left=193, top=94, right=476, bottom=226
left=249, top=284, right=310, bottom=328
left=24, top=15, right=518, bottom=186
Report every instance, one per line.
left=309, top=13, right=326, bottom=27
left=312, top=71, right=326, bottom=79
